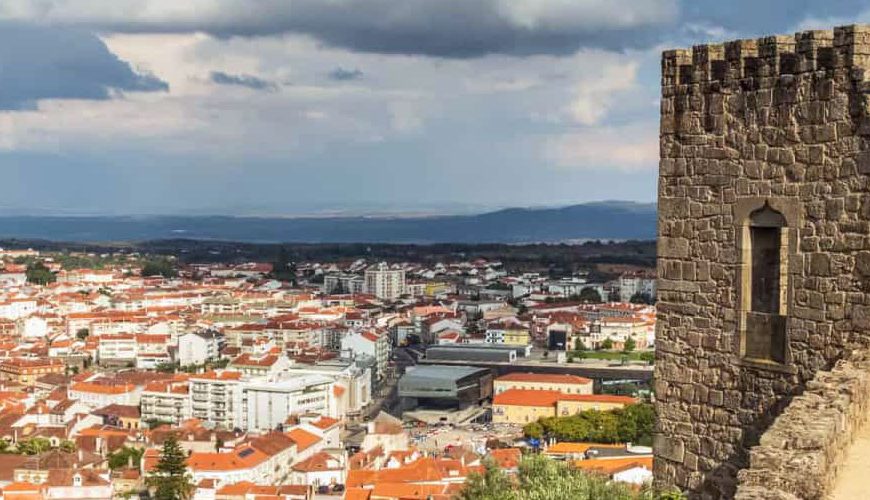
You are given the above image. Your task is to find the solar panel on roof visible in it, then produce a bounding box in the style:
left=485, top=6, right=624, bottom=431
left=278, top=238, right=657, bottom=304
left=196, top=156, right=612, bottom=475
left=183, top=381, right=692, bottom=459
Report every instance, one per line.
left=238, top=448, right=254, bottom=458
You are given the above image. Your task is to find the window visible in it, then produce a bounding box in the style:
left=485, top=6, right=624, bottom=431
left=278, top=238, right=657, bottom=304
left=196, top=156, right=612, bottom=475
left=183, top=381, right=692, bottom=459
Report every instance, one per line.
left=741, top=203, right=788, bottom=364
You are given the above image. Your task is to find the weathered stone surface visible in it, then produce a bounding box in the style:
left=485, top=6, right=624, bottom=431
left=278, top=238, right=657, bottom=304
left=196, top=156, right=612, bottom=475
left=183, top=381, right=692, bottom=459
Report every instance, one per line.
left=656, top=23, right=870, bottom=500
left=734, top=354, right=870, bottom=499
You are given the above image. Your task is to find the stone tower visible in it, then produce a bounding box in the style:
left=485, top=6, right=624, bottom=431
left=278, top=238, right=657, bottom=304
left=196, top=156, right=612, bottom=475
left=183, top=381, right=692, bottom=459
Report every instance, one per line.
left=655, top=25, right=870, bottom=497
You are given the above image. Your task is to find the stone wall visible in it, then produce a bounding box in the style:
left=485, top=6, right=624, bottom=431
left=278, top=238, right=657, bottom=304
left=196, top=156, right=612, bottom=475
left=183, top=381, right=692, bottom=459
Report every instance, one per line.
left=655, top=24, right=870, bottom=498
left=734, top=351, right=870, bottom=499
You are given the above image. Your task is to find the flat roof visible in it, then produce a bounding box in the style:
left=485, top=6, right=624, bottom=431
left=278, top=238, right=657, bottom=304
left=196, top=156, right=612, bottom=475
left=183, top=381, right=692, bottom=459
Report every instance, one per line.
left=401, top=364, right=489, bottom=381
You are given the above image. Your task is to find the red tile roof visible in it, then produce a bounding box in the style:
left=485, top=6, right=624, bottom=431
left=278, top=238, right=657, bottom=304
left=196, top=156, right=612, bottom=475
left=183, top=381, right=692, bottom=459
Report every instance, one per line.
left=495, top=372, right=592, bottom=385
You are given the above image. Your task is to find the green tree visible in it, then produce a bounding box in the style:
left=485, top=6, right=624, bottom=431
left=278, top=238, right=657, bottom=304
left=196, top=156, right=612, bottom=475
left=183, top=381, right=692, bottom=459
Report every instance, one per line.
left=574, top=338, right=586, bottom=351
left=458, top=455, right=680, bottom=500
left=456, top=458, right=514, bottom=500
left=523, top=421, right=544, bottom=440
left=141, top=259, right=178, bottom=278
left=271, top=248, right=297, bottom=285
left=76, top=328, right=90, bottom=341
left=624, top=337, right=637, bottom=353
left=528, top=403, right=655, bottom=446
left=59, top=440, right=76, bottom=453
left=578, top=287, right=603, bottom=303
left=17, top=438, right=52, bottom=455
left=108, top=446, right=145, bottom=470
left=146, top=435, right=194, bottom=500
left=601, top=338, right=614, bottom=350
left=639, top=351, right=655, bottom=364
left=25, top=262, right=56, bottom=285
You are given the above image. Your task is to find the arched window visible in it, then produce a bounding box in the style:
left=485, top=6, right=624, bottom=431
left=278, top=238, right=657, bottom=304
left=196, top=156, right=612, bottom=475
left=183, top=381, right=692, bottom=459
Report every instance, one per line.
left=741, top=203, right=788, bottom=363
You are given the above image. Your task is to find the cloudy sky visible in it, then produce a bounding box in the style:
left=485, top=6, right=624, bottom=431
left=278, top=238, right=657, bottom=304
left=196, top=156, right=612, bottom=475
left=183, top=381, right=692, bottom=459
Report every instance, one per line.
left=0, top=1, right=863, bottom=215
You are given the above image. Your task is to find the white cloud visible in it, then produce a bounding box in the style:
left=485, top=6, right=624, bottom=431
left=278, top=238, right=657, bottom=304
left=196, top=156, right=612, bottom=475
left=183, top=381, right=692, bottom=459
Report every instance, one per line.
left=0, top=30, right=660, bottom=179
left=495, top=0, right=675, bottom=30
left=544, top=123, right=658, bottom=171
left=567, top=62, right=638, bottom=125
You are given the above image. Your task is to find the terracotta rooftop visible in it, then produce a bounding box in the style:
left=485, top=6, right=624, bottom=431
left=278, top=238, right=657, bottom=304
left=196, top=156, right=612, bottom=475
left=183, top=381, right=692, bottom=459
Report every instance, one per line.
left=495, top=372, right=592, bottom=385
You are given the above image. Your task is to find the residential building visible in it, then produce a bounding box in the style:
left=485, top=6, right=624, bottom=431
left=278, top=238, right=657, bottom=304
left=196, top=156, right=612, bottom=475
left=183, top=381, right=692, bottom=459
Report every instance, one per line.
left=364, top=263, right=405, bottom=300
left=69, top=381, right=141, bottom=409
left=493, top=373, right=593, bottom=395
left=238, top=374, right=334, bottom=431
left=341, top=330, right=390, bottom=383
left=618, top=272, right=656, bottom=303
left=484, top=318, right=530, bottom=346
left=0, top=358, right=65, bottom=386
left=140, top=380, right=191, bottom=426
left=492, top=390, right=636, bottom=424
left=189, top=371, right=244, bottom=430
left=178, top=330, right=222, bottom=367
left=229, top=353, right=291, bottom=379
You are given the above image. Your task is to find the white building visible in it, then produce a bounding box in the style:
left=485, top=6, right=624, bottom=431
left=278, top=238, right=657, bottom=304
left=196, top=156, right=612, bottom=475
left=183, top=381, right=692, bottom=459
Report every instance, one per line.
left=68, top=381, right=141, bottom=409
left=239, top=374, right=334, bottom=431
left=140, top=380, right=192, bottom=426
left=0, top=298, right=38, bottom=320
left=178, top=331, right=222, bottom=367
left=189, top=371, right=244, bottom=430
left=364, top=263, right=406, bottom=300
left=286, top=360, right=372, bottom=420
left=97, top=334, right=137, bottom=364
left=618, top=273, right=657, bottom=302
left=341, top=330, right=390, bottom=383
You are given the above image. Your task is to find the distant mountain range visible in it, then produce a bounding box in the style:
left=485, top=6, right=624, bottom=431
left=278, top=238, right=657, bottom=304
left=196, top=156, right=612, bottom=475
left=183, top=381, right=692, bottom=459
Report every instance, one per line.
left=0, top=202, right=656, bottom=244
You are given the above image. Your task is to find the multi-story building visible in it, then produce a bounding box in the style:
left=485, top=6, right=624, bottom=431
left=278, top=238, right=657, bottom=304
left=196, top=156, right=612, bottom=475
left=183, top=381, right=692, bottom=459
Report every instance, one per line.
left=97, top=334, right=137, bottom=365
left=135, top=334, right=171, bottom=369
left=364, top=263, right=405, bottom=300
left=140, top=380, right=191, bottom=426
left=238, top=374, right=334, bottom=431
left=484, top=318, right=530, bottom=346
left=189, top=371, right=243, bottom=430
left=618, top=272, right=657, bottom=302
left=340, top=331, right=390, bottom=383
left=492, top=390, right=636, bottom=424
left=229, top=353, right=291, bottom=379
left=322, top=273, right=365, bottom=295
left=69, top=381, right=141, bottom=409
left=493, top=373, right=593, bottom=396
left=178, top=330, right=222, bottom=367
left=286, top=359, right=372, bottom=420
left=0, top=358, right=65, bottom=386
left=594, top=317, right=652, bottom=350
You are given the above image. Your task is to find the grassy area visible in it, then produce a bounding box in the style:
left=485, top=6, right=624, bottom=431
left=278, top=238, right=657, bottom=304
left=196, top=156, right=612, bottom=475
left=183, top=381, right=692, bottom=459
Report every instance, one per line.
left=570, top=350, right=653, bottom=362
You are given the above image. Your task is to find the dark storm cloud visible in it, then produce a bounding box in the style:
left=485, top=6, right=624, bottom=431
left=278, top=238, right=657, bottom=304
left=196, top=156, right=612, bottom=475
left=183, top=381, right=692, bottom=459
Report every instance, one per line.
left=328, top=67, right=364, bottom=81
left=2, top=0, right=867, bottom=58
left=210, top=71, right=277, bottom=91
left=0, top=23, right=167, bottom=110
left=0, top=0, right=678, bottom=57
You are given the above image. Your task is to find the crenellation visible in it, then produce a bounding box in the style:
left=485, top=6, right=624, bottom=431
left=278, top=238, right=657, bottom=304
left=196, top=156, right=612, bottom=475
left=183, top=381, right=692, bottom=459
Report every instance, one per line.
left=796, top=30, right=834, bottom=72
left=662, top=25, right=870, bottom=88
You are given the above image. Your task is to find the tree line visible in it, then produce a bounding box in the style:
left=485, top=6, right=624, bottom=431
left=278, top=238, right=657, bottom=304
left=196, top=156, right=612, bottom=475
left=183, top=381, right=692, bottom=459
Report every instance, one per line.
left=523, top=403, right=655, bottom=446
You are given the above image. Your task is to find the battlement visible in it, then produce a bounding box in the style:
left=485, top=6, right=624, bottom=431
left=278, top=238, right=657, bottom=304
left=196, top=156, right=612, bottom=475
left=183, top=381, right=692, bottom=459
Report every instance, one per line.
left=662, top=24, right=870, bottom=86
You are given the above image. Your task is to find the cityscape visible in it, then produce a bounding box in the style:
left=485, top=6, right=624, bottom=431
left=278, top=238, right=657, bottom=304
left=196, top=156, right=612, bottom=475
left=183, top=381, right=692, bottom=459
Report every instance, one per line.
left=1, top=1, right=870, bottom=500
left=0, top=245, right=657, bottom=499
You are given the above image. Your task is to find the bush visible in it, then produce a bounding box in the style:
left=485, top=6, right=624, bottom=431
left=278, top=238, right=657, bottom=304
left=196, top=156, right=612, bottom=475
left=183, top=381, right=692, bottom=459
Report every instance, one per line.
left=458, top=455, right=682, bottom=500
left=524, top=403, right=655, bottom=445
